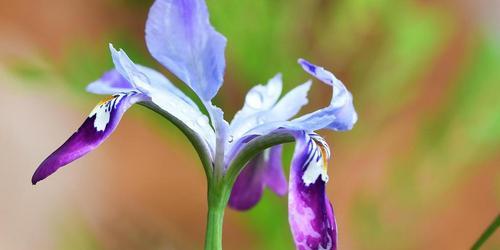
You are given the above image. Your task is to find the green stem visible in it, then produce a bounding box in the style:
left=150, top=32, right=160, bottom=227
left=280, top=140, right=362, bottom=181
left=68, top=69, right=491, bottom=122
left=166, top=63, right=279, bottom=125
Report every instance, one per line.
left=471, top=214, right=499, bottom=250
left=204, top=182, right=231, bottom=250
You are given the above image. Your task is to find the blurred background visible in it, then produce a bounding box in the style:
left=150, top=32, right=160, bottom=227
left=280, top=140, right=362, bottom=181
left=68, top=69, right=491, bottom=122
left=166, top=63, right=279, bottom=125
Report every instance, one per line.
left=0, top=0, right=499, bottom=249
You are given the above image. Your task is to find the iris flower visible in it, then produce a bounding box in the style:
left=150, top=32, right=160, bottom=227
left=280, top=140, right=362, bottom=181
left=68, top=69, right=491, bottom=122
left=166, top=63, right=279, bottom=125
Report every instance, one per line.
left=32, top=0, right=357, bottom=249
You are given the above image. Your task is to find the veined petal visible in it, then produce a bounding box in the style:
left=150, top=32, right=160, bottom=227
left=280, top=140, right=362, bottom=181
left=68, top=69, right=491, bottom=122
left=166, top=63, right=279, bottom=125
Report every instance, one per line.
left=227, top=75, right=311, bottom=159
left=270, top=80, right=311, bottom=121
left=109, top=44, right=152, bottom=93
left=152, top=94, right=217, bottom=158
left=32, top=92, right=146, bottom=184
left=107, top=45, right=217, bottom=156
left=288, top=131, right=337, bottom=250
left=228, top=145, right=287, bottom=210
left=293, top=59, right=358, bottom=132
left=204, top=102, right=229, bottom=169
left=231, top=74, right=282, bottom=124
left=145, top=0, right=227, bottom=101
left=229, top=74, right=283, bottom=141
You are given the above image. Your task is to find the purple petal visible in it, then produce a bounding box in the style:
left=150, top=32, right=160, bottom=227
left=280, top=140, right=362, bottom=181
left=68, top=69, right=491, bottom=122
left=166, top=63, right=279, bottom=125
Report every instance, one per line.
left=229, top=145, right=287, bottom=210
left=288, top=132, right=337, bottom=250
left=263, top=145, right=287, bottom=196
left=32, top=92, right=146, bottom=184
left=293, top=59, right=357, bottom=132
left=145, top=0, right=227, bottom=101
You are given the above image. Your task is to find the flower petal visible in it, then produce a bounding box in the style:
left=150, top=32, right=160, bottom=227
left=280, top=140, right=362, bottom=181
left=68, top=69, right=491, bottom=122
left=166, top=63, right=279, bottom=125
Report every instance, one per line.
left=288, top=132, right=337, bottom=250
left=241, top=60, right=357, bottom=137
left=209, top=103, right=230, bottom=167
left=270, top=80, right=311, bottom=121
left=227, top=75, right=311, bottom=159
left=229, top=74, right=283, bottom=141
left=106, top=45, right=217, bottom=157
left=32, top=92, right=146, bottom=184
left=86, top=69, right=134, bottom=95
left=228, top=145, right=287, bottom=210
left=145, top=0, right=227, bottom=101
left=293, top=59, right=357, bottom=131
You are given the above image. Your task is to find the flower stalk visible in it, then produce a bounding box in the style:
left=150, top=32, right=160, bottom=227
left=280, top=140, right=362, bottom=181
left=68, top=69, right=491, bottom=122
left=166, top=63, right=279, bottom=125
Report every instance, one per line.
left=205, top=179, right=231, bottom=250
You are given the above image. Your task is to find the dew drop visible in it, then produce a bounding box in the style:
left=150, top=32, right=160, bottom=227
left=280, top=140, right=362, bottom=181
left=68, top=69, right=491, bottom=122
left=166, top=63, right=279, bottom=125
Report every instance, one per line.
left=245, top=90, right=263, bottom=109
left=228, top=136, right=234, bottom=143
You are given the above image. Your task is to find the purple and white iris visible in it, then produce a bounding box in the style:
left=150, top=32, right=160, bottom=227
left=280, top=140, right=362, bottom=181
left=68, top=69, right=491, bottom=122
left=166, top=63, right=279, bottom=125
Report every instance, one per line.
left=32, top=0, right=357, bottom=249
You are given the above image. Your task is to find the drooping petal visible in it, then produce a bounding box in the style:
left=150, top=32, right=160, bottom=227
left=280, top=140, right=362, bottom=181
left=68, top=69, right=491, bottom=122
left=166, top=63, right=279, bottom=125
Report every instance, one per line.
left=293, top=59, right=358, bottom=132
left=239, top=60, right=357, bottom=138
left=288, top=132, right=337, bottom=250
left=263, top=145, right=288, bottom=196
left=32, top=92, right=146, bottom=184
left=229, top=145, right=287, bottom=210
left=145, top=0, right=227, bottom=101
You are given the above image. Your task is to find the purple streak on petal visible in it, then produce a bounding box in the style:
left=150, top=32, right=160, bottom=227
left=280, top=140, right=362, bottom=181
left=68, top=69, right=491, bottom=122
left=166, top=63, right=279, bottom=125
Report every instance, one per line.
left=288, top=132, right=337, bottom=250
left=295, top=59, right=358, bottom=132
left=229, top=145, right=287, bottom=210
left=145, top=0, right=227, bottom=101
left=86, top=69, right=134, bottom=95
left=32, top=92, right=146, bottom=184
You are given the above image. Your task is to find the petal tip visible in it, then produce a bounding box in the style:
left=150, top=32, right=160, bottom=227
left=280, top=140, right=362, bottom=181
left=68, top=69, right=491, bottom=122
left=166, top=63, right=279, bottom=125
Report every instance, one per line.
left=31, top=167, right=46, bottom=185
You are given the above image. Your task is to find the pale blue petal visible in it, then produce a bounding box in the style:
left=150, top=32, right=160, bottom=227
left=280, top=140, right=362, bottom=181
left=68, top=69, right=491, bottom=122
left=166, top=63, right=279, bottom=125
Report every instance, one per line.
left=229, top=74, right=283, bottom=141
left=145, top=0, right=227, bottom=101
left=135, top=65, right=198, bottom=107
left=293, top=59, right=358, bottom=131
left=109, top=44, right=152, bottom=94
left=86, top=69, right=134, bottom=95
left=107, top=44, right=216, bottom=157
left=204, top=101, right=229, bottom=168
left=226, top=76, right=312, bottom=160
left=271, top=80, right=311, bottom=121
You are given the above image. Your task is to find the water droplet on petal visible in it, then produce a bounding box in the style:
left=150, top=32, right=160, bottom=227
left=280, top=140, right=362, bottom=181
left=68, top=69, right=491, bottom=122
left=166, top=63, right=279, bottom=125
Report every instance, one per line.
left=228, top=136, right=234, bottom=143
left=245, top=90, right=263, bottom=109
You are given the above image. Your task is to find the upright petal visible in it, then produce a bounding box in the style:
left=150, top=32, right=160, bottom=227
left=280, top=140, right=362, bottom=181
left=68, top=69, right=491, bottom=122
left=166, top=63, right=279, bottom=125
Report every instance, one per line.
left=226, top=75, right=311, bottom=159
left=270, top=80, right=311, bottom=121
left=288, top=132, right=337, bottom=250
left=229, top=74, right=283, bottom=141
left=229, top=145, right=287, bottom=210
left=145, top=0, right=227, bottom=100
left=32, top=92, right=146, bottom=184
